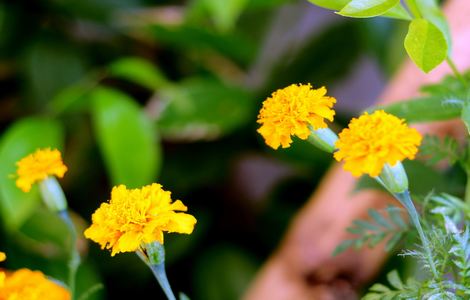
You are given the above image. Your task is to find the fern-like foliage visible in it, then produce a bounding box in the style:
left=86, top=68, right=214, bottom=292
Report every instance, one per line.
left=333, top=205, right=409, bottom=256
left=419, top=135, right=460, bottom=166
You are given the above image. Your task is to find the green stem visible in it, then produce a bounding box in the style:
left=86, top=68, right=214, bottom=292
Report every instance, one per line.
left=404, top=0, right=421, bottom=18
left=446, top=57, right=468, bottom=89
left=394, top=191, right=438, bottom=278
left=59, top=210, right=81, bottom=300
left=465, top=171, right=470, bottom=205
left=149, top=264, right=177, bottom=300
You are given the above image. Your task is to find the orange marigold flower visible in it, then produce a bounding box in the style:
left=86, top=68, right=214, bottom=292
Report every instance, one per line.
left=16, top=148, right=68, bottom=192
left=257, top=84, right=336, bottom=149
left=84, top=183, right=197, bottom=256
left=0, top=269, right=70, bottom=300
left=334, top=110, right=422, bottom=177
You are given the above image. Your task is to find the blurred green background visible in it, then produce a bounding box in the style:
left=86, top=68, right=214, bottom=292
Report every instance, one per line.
left=0, top=0, right=408, bottom=299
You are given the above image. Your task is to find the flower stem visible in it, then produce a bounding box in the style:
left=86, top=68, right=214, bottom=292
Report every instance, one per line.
left=394, top=191, right=438, bottom=278
left=58, top=210, right=81, bottom=300
left=150, top=263, right=177, bottom=300
left=446, top=57, right=468, bottom=89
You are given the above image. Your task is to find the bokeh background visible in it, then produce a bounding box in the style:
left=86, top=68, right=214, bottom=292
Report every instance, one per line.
left=0, top=0, right=409, bottom=299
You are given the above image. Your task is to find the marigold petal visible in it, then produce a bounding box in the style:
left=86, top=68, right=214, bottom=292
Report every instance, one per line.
left=257, top=83, right=336, bottom=149
left=334, top=110, right=422, bottom=177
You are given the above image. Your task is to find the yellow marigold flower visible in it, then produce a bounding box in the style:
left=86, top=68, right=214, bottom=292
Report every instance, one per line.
left=257, top=83, right=336, bottom=149
left=334, top=110, right=422, bottom=177
left=0, top=252, right=5, bottom=262
left=0, top=269, right=70, bottom=300
left=16, top=148, right=68, bottom=192
left=84, top=183, right=197, bottom=256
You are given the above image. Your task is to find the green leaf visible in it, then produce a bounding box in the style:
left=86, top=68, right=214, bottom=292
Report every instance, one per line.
left=0, top=118, right=64, bottom=230
left=387, top=206, right=407, bottom=229
left=198, top=0, right=248, bottom=32
left=91, top=87, right=161, bottom=188
left=372, top=96, right=461, bottom=123
left=462, top=103, right=470, bottom=135
left=108, top=57, right=169, bottom=90
left=308, top=0, right=410, bottom=19
left=404, top=18, right=447, bottom=73
left=419, top=135, right=460, bottom=166
left=414, top=0, right=451, bottom=54
left=157, top=78, right=254, bottom=141
left=333, top=240, right=354, bottom=256
left=368, top=209, right=393, bottom=229
left=385, top=232, right=403, bottom=251
left=386, top=270, right=403, bottom=289
left=339, top=0, right=399, bottom=18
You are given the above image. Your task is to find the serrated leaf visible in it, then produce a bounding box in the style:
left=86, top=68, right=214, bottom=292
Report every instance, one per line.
left=387, top=206, right=407, bottom=229
left=353, top=219, right=380, bottom=231
left=339, top=0, right=399, bottom=18
left=385, top=232, right=403, bottom=251
left=404, top=18, right=447, bottom=73
left=0, top=118, right=64, bottom=230
left=369, top=232, right=386, bottom=247
left=333, top=239, right=354, bottom=256
left=386, top=270, right=403, bottom=290
left=368, top=209, right=393, bottom=229
left=91, top=87, right=161, bottom=187
left=369, top=283, right=391, bottom=293
left=372, top=96, right=461, bottom=123
left=419, top=135, right=460, bottom=166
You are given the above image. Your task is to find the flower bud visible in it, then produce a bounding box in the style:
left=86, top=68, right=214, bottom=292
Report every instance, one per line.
left=307, top=127, right=338, bottom=153
left=39, top=176, right=68, bottom=212
left=377, top=162, right=408, bottom=193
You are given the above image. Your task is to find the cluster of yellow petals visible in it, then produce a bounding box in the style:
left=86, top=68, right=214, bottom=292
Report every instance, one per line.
left=257, top=84, right=336, bottom=149
left=0, top=253, right=70, bottom=300
left=84, top=183, right=197, bottom=256
left=334, top=110, right=422, bottom=177
left=16, top=148, right=68, bottom=192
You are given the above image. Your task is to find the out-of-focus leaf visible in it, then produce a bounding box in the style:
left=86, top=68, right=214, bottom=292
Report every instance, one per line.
left=24, top=40, right=87, bottom=106
left=199, top=0, right=248, bottom=32
left=0, top=118, right=64, bottom=230
left=76, top=263, right=105, bottom=300
left=308, top=0, right=410, bottom=19
left=461, top=103, right=470, bottom=135
left=91, top=87, right=161, bottom=188
left=193, top=245, right=258, bottom=300
left=149, top=24, right=255, bottom=66
left=339, top=0, right=399, bottom=18
left=108, top=57, right=169, bottom=90
left=372, top=96, right=461, bottom=123
left=404, top=19, right=447, bottom=73
left=157, top=78, right=254, bottom=141
left=49, top=77, right=100, bottom=115
left=18, top=208, right=70, bottom=258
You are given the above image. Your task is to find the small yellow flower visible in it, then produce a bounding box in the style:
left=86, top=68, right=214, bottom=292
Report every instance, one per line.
left=0, top=269, right=70, bottom=300
left=257, top=83, right=336, bottom=149
left=334, top=110, right=422, bottom=177
left=16, top=148, right=68, bottom=192
left=0, top=252, right=5, bottom=262
left=84, top=183, right=197, bottom=256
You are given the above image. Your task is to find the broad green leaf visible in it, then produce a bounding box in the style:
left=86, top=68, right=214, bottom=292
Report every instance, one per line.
left=404, top=18, right=447, bottom=73
left=339, top=0, right=399, bottom=18
left=461, top=103, right=470, bottom=135
left=108, top=57, right=169, bottom=90
left=157, top=78, right=254, bottom=141
left=91, top=87, right=161, bottom=188
left=309, top=0, right=410, bottom=19
left=0, top=118, right=64, bottom=230
left=372, top=96, right=461, bottom=123
left=414, top=0, right=451, bottom=54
